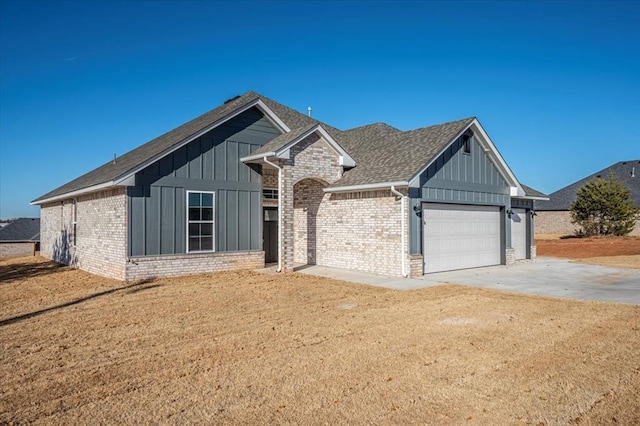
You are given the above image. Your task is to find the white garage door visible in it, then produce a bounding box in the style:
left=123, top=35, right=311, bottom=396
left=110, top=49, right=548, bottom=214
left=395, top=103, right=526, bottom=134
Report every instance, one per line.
left=511, top=208, right=527, bottom=260
left=423, top=203, right=501, bottom=273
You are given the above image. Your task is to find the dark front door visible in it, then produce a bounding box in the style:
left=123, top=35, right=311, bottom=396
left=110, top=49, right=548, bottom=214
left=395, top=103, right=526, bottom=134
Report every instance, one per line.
left=263, top=208, right=278, bottom=263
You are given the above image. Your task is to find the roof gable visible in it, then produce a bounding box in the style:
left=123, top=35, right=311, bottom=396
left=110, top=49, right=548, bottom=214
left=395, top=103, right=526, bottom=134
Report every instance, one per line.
left=241, top=124, right=356, bottom=167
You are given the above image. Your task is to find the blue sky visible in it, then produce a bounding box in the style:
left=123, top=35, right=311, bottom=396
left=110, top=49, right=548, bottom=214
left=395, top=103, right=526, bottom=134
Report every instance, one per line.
left=1, top=0, right=638, bottom=218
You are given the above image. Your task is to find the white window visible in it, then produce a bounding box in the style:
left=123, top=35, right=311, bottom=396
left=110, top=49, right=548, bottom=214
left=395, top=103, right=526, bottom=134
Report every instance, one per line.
left=187, top=191, right=215, bottom=252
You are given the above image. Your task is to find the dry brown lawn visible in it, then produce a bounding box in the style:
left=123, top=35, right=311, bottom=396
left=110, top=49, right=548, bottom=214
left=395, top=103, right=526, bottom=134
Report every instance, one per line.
left=1, top=256, right=639, bottom=425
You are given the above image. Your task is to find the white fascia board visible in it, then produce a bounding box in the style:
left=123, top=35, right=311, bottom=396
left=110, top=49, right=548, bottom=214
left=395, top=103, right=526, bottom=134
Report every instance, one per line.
left=240, top=151, right=277, bottom=163
left=113, top=98, right=289, bottom=185
left=513, top=195, right=550, bottom=201
left=31, top=181, right=116, bottom=205
left=324, top=181, right=408, bottom=193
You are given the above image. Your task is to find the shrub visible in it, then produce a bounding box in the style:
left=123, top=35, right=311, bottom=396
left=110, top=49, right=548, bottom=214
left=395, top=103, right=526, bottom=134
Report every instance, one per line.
left=570, top=174, right=637, bottom=236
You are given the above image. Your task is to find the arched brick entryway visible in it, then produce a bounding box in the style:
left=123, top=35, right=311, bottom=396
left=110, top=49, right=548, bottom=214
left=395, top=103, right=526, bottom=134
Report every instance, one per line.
left=293, top=178, right=328, bottom=265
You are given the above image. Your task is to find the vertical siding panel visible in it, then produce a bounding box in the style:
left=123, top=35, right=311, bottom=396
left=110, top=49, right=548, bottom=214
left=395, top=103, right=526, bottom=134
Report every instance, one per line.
left=238, top=190, right=250, bottom=250
left=215, top=141, right=226, bottom=180
left=175, top=146, right=188, bottom=178
left=250, top=191, right=260, bottom=250
left=129, top=187, right=144, bottom=256
left=202, top=138, right=214, bottom=180
left=227, top=141, right=239, bottom=181
left=238, top=143, right=250, bottom=182
left=188, top=138, right=201, bottom=179
left=159, top=153, right=173, bottom=177
left=145, top=186, right=160, bottom=255
left=161, top=186, right=175, bottom=254
left=227, top=191, right=238, bottom=251
left=217, top=190, right=227, bottom=252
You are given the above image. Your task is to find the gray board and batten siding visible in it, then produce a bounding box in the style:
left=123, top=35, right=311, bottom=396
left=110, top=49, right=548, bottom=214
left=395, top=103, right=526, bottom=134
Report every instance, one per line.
left=128, top=107, right=280, bottom=257
left=408, top=134, right=513, bottom=255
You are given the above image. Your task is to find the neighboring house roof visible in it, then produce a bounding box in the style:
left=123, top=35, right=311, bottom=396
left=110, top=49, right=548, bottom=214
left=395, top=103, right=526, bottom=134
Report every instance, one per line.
left=536, top=160, right=640, bottom=210
left=0, top=218, right=40, bottom=242
left=33, top=90, right=533, bottom=203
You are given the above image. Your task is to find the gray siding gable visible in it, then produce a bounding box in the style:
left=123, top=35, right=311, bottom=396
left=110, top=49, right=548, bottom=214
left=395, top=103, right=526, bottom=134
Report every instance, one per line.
left=128, top=107, right=280, bottom=257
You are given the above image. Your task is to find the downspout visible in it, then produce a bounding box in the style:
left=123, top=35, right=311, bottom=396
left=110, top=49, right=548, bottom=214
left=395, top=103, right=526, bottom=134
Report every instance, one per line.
left=390, top=185, right=408, bottom=278
left=263, top=157, right=282, bottom=272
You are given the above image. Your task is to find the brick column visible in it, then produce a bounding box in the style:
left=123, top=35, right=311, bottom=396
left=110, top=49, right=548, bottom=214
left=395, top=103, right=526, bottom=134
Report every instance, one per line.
left=281, top=163, right=295, bottom=272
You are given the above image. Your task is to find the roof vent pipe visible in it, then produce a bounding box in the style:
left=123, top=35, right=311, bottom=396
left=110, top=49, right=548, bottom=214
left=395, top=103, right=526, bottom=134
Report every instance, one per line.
left=307, top=106, right=312, bottom=117
left=632, top=166, right=636, bottom=178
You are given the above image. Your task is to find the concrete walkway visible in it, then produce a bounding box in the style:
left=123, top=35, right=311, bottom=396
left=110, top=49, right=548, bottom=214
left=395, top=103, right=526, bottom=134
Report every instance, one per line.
left=287, top=258, right=640, bottom=304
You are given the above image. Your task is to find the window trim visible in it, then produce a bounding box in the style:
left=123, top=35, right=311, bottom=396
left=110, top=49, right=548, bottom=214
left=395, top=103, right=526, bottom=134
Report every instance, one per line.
left=185, top=190, right=216, bottom=253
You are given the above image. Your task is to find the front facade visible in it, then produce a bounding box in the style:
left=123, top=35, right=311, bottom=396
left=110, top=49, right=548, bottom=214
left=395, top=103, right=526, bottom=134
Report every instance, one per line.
left=33, top=92, right=545, bottom=280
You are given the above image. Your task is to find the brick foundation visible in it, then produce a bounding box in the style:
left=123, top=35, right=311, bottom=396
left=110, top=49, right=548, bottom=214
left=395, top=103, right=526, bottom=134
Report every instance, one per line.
left=126, top=251, right=265, bottom=281
left=505, top=248, right=516, bottom=265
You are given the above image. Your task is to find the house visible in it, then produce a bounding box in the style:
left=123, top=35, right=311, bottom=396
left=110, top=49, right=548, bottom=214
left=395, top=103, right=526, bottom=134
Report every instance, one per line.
left=32, top=91, right=546, bottom=280
left=0, top=218, right=40, bottom=258
left=536, top=161, right=640, bottom=236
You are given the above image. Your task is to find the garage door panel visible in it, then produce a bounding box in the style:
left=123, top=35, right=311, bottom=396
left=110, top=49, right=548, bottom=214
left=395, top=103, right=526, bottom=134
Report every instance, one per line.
left=423, top=203, right=501, bottom=273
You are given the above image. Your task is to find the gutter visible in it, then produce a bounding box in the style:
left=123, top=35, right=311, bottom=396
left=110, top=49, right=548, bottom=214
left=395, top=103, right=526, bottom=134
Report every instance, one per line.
left=324, top=181, right=408, bottom=193
left=389, top=185, right=408, bottom=278
left=263, top=156, right=282, bottom=272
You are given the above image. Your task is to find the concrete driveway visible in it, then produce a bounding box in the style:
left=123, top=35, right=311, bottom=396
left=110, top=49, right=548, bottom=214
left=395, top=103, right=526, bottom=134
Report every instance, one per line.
left=295, top=258, right=640, bottom=304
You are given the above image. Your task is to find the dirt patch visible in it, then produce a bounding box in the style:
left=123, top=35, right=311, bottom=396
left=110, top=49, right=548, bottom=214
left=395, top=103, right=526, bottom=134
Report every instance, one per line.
left=1, top=256, right=639, bottom=424
left=574, top=255, right=640, bottom=270
left=536, top=236, right=640, bottom=259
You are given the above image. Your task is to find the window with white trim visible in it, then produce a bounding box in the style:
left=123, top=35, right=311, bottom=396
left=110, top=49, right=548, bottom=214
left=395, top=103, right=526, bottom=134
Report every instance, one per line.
left=187, top=191, right=215, bottom=252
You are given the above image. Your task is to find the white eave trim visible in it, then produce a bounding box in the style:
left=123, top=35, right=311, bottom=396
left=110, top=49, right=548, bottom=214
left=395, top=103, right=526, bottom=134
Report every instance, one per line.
left=324, top=181, right=408, bottom=193
left=513, top=195, right=550, bottom=201
left=240, top=151, right=277, bottom=163
left=31, top=181, right=117, bottom=205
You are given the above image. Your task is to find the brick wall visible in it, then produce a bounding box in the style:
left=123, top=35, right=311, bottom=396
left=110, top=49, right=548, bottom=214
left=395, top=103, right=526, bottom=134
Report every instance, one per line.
left=0, top=242, right=37, bottom=258
left=316, top=189, right=406, bottom=277
left=505, top=248, right=516, bottom=265
left=126, top=251, right=264, bottom=281
left=293, top=178, right=326, bottom=264
left=39, top=188, right=128, bottom=280
left=536, top=210, right=640, bottom=236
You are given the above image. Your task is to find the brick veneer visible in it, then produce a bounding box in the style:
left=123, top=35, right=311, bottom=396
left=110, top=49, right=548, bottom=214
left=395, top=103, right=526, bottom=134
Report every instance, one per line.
left=40, top=188, right=128, bottom=280
left=126, top=251, right=264, bottom=281
left=0, top=242, right=37, bottom=258
left=316, top=189, right=408, bottom=277
left=505, top=248, right=516, bottom=265
left=281, top=134, right=343, bottom=272
left=535, top=210, right=640, bottom=236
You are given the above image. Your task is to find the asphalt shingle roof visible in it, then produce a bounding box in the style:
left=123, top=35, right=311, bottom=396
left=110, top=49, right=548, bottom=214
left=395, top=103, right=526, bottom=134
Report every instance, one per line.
left=334, top=117, right=475, bottom=187
left=33, top=91, right=519, bottom=201
left=520, top=184, right=548, bottom=199
left=536, top=160, right=640, bottom=210
left=0, top=218, right=40, bottom=242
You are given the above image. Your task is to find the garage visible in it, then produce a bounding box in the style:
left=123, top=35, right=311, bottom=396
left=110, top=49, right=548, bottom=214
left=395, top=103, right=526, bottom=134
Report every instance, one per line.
left=510, top=208, right=527, bottom=260
left=423, top=203, right=501, bottom=273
